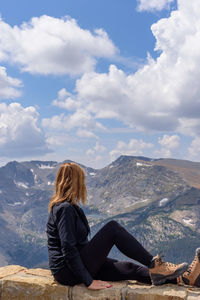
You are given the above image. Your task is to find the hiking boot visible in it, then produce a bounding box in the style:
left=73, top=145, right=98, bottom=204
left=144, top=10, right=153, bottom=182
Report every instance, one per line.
left=182, top=248, right=200, bottom=287
left=149, top=255, right=188, bottom=285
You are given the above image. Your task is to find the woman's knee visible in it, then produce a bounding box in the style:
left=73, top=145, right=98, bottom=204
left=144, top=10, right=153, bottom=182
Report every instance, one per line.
left=105, top=220, right=120, bottom=230
left=101, top=220, right=124, bottom=238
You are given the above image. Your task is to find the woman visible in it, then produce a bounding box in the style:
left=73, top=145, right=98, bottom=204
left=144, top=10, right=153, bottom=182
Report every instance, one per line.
left=46, top=162, right=200, bottom=290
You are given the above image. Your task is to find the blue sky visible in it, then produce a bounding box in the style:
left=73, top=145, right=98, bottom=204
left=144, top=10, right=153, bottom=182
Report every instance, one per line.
left=0, top=0, right=200, bottom=168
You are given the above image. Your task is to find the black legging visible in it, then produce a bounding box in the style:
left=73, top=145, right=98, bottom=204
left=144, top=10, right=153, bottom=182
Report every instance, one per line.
left=54, top=220, right=154, bottom=285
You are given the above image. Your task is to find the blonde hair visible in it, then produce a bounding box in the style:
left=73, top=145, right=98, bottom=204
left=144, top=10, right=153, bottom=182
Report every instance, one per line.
left=48, top=162, right=87, bottom=212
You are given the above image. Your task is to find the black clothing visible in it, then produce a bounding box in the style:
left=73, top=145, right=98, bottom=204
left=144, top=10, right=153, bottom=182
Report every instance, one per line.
left=46, top=202, right=93, bottom=286
left=54, top=220, right=153, bottom=286
left=54, top=256, right=152, bottom=286
left=46, top=202, right=154, bottom=287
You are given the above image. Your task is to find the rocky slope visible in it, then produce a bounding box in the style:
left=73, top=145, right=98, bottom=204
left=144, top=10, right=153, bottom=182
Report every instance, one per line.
left=0, top=156, right=199, bottom=267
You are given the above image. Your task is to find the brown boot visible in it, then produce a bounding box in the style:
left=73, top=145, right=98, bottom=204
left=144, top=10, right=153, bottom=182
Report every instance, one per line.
left=149, top=255, right=188, bottom=285
left=182, top=248, right=200, bottom=287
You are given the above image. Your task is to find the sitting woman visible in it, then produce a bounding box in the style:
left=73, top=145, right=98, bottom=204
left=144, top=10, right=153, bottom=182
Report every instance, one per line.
left=46, top=162, right=200, bottom=290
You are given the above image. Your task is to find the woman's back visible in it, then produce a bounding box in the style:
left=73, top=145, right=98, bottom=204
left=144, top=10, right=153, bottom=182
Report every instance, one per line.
left=46, top=201, right=90, bottom=275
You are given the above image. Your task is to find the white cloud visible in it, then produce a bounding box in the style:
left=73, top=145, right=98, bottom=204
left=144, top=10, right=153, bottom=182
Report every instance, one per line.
left=43, top=89, right=106, bottom=141
left=0, top=66, right=22, bottom=100
left=63, top=0, right=200, bottom=138
left=76, top=129, right=97, bottom=139
left=46, top=134, right=69, bottom=146
left=86, top=141, right=106, bottom=155
left=94, top=141, right=106, bottom=153
left=86, top=141, right=106, bottom=161
left=86, top=149, right=95, bottom=156
left=158, top=134, right=180, bottom=149
left=42, top=110, right=104, bottom=132
left=75, top=64, right=180, bottom=132
left=188, top=137, right=200, bottom=159
left=110, top=139, right=154, bottom=161
left=0, top=15, right=117, bottom=76
left=52, top=88, right=81, bottom=111
left=0, top=102, right=51, bottom=158
left=58, top=88, right=70, bottom=99
left=137, top=0, right=175, bottom=12
left=156, top=134, right=180, bottom=157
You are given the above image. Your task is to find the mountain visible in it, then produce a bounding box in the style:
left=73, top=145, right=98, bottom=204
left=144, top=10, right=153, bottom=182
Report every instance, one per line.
left=152, top=158, right=200, bottom=189
left=0, top=156, right=199, bottom=267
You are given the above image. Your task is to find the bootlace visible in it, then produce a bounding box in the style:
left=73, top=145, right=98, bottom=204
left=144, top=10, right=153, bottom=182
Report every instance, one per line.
left=164, top=262, right=175, bottom=268
left=186, top=256, right=197, bottom=275
left=156, top=255, right=163, bottom=265
left=155, top=254, right=175, bottom=269
left=155, top=251, right=164, bottom=264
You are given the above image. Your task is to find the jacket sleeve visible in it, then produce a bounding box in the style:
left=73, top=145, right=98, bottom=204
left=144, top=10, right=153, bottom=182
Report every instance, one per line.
left=56, top=205, right=93, bottom=287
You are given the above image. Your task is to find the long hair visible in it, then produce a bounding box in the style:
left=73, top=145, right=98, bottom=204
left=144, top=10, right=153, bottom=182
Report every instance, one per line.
left=48, top=162, right=87, bottom=212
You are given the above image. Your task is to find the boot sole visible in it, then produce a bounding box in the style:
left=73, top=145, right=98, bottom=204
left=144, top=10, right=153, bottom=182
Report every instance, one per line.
left=151, top=263, right=189, bottom=286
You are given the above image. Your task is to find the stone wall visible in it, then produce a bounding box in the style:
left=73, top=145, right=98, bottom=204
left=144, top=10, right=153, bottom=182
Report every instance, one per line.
left=0, top=265, right=200, bottom=300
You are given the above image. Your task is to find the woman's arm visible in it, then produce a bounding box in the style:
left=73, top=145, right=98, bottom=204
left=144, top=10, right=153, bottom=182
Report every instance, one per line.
left=56, top=204, right=93, bottom=286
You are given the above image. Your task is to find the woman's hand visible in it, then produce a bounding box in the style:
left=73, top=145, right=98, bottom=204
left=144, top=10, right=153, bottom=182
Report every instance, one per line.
left=88, top=280, right=112, bottom=290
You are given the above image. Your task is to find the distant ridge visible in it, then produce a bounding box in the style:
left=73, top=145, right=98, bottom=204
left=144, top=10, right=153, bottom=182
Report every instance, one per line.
left=112, top=155, right=200, bottom=189
left=115, top=155, right=154, bottom=163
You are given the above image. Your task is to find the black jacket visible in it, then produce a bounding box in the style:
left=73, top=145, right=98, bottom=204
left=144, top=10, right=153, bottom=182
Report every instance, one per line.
left=46, top=201, right=93, bottom=286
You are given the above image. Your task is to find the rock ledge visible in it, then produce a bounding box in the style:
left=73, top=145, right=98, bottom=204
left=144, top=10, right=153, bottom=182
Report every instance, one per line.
left=0, top=265, right=200, bottom=300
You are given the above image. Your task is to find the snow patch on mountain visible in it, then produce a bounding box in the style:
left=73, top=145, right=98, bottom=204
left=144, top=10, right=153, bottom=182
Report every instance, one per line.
left=30, top=169, right=39, bottom=183
left=14, top=180, right=28, bottom=189
left=136, top=162, right=151, bottom=167
left=159, top=198, right=169, bottom=207
left=183, top=218, right=194, bottom=226
left=37, top=164, right=55, bottom=169
left=47, top=181, right=53, bottom=185
left=89, top=172, right=96, bottom=176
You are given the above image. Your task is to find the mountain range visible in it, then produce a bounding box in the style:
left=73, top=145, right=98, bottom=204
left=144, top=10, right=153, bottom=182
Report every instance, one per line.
left=0, top=155, right=200, bottom=267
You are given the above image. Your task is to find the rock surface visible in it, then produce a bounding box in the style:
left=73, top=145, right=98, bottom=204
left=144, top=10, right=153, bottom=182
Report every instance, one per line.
left=0, top=265, right=200, bottom=300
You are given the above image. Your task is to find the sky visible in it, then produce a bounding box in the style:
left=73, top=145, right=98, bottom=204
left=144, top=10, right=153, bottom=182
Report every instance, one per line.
left=0, top=0, right=200, bottom=168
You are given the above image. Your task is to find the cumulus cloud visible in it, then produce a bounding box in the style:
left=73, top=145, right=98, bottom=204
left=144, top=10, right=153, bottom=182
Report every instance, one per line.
left=86, top=141, right=106, bottom=155
left=158, top=134, right=180, bottom=149
left=0, top=66, right=22, bottom=100
left=75, top=64, right=180, bottom=132
left=52, top=88, right=81, bottom=111
left=86, top=142, right=106, bottom=163
left=42, top=109, right=104, bottom=132
left=0, top=102, right=51, bottom=158
left=110, top=139, right=154, bottom=161
left=76, top=129, right=97, bottom=139
left=60, top=0, right=200, bottom=139
left=43, top=89, right=106, bottom=141
left=46, top=134, right=70, bottom=146
left=0, top=15, right=117, bottom=75
left=156, top=134, right=180, bottom=157
left=188, top=137, right=200, bottom=159
left=137, top=0, right=175, bottom=12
